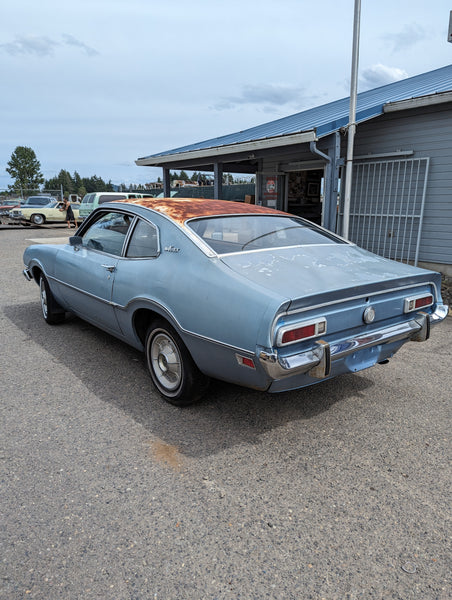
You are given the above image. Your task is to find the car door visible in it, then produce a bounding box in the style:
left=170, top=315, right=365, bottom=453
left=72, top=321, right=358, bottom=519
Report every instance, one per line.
left=54, top=211, right=133, bottom=333
left=46, top=202, right=65, bottom=222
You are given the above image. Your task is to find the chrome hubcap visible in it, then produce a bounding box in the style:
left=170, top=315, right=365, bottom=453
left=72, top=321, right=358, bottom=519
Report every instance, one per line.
left=150, top=332, right=182, bottom=392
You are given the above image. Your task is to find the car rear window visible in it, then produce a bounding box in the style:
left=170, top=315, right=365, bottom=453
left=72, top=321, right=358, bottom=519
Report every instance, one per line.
left=188, top=215, right=345, bottom=254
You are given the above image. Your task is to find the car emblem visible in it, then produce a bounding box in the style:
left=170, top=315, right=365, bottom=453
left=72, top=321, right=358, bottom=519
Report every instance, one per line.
left=363, top=306, right=376, bottom=324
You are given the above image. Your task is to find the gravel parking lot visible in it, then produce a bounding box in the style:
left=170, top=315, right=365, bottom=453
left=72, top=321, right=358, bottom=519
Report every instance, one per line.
left=1, top=226, right=451, bottom=600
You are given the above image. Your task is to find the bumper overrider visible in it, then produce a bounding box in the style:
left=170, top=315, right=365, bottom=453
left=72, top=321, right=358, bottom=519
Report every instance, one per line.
left=259, top=304, right=449, bottom=380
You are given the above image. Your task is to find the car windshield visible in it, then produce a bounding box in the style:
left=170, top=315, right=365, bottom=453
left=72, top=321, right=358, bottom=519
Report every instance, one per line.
left=25, top=197, right=54, bottom=205
left=188, top=215, right=345, bottom=254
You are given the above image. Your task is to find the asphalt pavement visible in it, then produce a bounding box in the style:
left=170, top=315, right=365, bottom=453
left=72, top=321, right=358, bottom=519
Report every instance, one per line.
left=1, top=226, right=451, bottom=600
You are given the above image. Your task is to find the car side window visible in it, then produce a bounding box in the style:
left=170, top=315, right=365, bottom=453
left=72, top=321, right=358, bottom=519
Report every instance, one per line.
left=82, top=212, right=133, bottom=256
left=126, top=219, right=159, bottom=258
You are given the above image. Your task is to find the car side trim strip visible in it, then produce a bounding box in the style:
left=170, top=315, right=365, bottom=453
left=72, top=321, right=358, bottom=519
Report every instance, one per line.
left=47, top=275, right=255, bottom=355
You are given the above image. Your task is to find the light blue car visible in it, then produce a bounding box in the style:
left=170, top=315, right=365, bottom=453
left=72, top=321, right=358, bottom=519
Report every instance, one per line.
left=23, top=198, right=448, bottom=406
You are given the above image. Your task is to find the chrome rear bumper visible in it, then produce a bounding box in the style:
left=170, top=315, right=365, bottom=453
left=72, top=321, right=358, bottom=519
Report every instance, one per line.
left=259, top=304, right=448, bottom=380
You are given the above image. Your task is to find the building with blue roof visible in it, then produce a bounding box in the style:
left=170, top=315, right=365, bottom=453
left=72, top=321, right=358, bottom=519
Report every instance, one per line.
left=137, top=65, right=452, bottom=272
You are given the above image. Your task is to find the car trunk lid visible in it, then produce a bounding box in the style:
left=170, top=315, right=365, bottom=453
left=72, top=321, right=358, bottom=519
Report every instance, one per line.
left=220, top=244, right=440, bottom=310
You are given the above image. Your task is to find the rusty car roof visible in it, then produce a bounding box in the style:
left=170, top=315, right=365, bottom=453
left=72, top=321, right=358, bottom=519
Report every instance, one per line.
left=116, top=197, right=286, bottom=227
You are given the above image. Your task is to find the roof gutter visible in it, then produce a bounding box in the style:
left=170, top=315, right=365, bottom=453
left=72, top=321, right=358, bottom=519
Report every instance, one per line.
left=136, top=130, right=317, bottom=167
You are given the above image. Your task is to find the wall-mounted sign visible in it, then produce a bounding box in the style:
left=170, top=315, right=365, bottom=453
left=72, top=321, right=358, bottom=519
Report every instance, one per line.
left=263, top=176, right=278, bottom=208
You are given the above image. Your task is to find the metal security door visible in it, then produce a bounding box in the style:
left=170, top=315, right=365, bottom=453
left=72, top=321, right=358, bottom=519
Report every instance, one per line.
left=339, top=157, right=429, bottom=265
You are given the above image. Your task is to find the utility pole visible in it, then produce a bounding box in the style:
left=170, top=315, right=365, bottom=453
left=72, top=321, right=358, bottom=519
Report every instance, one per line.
left=342, top=0, right=361, bottom=240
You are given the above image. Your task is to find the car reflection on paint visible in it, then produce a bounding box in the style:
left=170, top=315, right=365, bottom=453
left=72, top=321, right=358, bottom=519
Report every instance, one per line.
left=22, top=198, right=448, bottom=406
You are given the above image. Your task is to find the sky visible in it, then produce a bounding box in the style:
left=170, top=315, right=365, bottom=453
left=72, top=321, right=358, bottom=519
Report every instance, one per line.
left=1, top=0, right=451, bottom=190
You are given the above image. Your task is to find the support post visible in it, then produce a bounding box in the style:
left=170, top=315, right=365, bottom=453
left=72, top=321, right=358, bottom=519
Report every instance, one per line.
left=342, top=0, right=361, bottom=239
left=163, top=168, right=171, bottom=197
left=214, top=162, right=223, bottom=199
left=323, top=132, right=341, bottom=232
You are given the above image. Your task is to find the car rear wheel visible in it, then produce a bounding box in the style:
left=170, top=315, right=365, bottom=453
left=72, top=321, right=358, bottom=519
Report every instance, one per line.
left=39, top=274, right=65, bottom=324
left=145, top=320, right=209, bottom=406
left=31, top=214, right=45, bottom=225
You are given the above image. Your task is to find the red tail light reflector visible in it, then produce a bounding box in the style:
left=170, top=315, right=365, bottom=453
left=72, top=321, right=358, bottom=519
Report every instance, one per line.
left=236, top=355, right=256, bottom=369
left=404, top=294, right=433, bottom=313
left=277, top=318, right=327, bottom=347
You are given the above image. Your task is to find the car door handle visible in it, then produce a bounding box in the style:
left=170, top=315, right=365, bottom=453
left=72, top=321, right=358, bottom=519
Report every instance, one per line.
left=101, top=264, right=116, bottom=272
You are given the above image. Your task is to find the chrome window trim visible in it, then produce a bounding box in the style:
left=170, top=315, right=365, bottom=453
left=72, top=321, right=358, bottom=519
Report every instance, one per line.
left=218, top=243, right=341, bottom=258
left=124, top=217, right=161, bottom=259
left=75, top=209, right=161, bottom=259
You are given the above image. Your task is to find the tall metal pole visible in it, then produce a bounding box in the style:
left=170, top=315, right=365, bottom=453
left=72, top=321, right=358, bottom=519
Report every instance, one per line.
left=342, top=0, right=361, bottom=239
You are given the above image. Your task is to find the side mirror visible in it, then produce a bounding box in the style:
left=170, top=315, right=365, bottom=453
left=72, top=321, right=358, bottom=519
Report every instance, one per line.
left=69, top=236, right=83, bottom=247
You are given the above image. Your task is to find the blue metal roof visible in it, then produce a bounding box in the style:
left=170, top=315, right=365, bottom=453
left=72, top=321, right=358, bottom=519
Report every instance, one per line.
left=139, top=64, right=452, bottom=160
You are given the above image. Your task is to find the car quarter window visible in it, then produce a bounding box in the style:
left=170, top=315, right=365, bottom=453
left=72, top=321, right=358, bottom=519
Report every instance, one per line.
left=82, top=212, right=133, bottom=255
left=126, top=219, right=159, bottom=258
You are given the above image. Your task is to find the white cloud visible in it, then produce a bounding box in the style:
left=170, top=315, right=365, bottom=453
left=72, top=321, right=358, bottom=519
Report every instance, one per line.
left=0, top=34, right=99, bottom=58
left=383, top=23, right=427, bottom=52
left=61, top=34, right=99, bottom=57
left=360, top=64, right=409, bottom=90
left=213, top=84, right=310, bottom=112
left=0, top=35, right=58, bottom=57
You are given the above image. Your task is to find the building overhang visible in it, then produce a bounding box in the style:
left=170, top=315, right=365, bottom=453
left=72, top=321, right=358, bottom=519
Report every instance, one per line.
left=136, top=130, right=317, bottom=167
left=384, top=90, right=452, bottom=113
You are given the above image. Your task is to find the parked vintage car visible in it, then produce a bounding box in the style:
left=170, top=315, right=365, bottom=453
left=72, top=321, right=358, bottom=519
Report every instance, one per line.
left=0, top=198, right=23, bottom=218
left=23, top=198, right=448, bottom=405
left=10, top=199, right=80, bottom=226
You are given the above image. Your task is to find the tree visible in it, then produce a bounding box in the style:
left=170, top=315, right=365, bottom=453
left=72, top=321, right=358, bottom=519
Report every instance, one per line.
left=6, top=146, right=44, bottom=192
left=45, top=169, right=74, bottom=194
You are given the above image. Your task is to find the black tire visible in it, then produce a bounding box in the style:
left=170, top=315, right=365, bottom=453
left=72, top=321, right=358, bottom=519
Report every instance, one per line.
left=145, top=319, right=209, bottom=406
left=31, top=214, right=45, bottom=225
left=39, top=274, right=65, bottom=324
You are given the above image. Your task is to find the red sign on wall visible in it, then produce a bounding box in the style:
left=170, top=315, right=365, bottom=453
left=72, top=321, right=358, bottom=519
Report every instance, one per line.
left=263, top=176, right=278, bottom=206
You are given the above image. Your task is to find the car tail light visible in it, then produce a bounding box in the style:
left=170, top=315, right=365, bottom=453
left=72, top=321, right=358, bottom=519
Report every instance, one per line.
left=236, top=354, right=256, bottom=369
left=404, top=294, right=434, bottom=313
left=277, top=318, right=327, bottom=347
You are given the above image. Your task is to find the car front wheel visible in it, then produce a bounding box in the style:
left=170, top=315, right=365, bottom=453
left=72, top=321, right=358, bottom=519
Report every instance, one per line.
left=31, top=214, right=45, bottom=225
left=39, top=274, right=65, bottom=324
left=145, top=320, right=209, bottom=406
